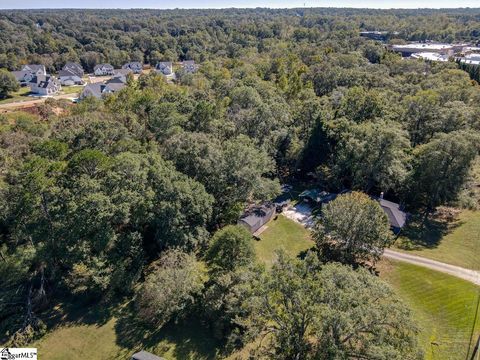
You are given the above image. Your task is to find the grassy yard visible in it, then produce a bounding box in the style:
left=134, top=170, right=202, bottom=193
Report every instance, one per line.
left=0, top=87, right=32, bottom=105
left=380, top=259, right=480, bottom=360
left=60, top=85, right=84, bottom=95
left=395, top=210, right=480, bottom=270
left=254, top=214, right=314, bottom=265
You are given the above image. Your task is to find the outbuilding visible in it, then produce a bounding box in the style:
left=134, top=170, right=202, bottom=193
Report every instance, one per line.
left=238, top=203, right=275, bottom=234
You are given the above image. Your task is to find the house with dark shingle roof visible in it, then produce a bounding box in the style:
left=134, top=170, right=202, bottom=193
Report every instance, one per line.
left=238, top=203, right=275, bottom=234
left=22, top=64, right=46, bottom=76
left=372, top=196, right=408, bottom=234
left=156, top=61, right=173, bottom=75
left=80, top=77, right=126, bottom=100
left=11, top=70, right=34, bottom=86
left=62, top=62, right=84, bottom=77
left=58, top=69, right=84, bottom=86
left=122, top=61, right=143, bottom=74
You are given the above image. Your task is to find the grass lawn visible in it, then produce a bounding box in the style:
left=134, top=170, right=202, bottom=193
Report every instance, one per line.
left=395, top=210, right=480, bottom=270
left=254, top=214, right=314, bottom=266
left=60, top=85, right=84, bottom=95
left=32, top=301, right=220, bottom=360
left=380, top=259, right=480, bottom=360
left=0, top=87, right=32, bottom=105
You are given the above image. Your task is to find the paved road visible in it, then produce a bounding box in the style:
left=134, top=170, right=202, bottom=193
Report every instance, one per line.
left=384, top=249, right=480, bottom=286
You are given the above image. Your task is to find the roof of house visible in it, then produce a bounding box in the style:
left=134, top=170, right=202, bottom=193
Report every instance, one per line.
left=131, top=350, right=165, bottom=360
left=123, top=61, right=142, bottom=68
left=113, top=68, right=132, bottom=76
left=410, top=52, right=449, bottom=62
left=63, top=62, right=84, bottom=76
left=238, top=203, right=275, bottom=232
left=29, top=75, right=58, bottom=88
left=94, top=63, right=114, bottom=70
left=22, top=64, right=46, bottom=72
left=373, top=197, right=407, bottom=229
left=11, top=70, right=31, bottom=80
left=58, top=69, right=81, bottom=77
left=82, top=83, right=106, bottom=98
left=156, top=61, right=172, bottom=68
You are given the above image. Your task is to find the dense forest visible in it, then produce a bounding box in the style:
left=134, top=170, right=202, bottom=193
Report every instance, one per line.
left=1, top=8, right=480, bottom=359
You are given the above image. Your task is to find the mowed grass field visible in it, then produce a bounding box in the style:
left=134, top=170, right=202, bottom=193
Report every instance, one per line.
left=254, top=214, right=314, bottom=265
left=380, top=259, right=480, bottom=360
left=395, top=210, right=480, bottom=270
left=0, top=87, right=32, bottom=105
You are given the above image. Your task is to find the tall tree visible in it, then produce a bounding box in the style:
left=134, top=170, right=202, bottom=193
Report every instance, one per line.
left=314, top=192, right=393, bottom=265
left=0, top=69, right=19, bottom=99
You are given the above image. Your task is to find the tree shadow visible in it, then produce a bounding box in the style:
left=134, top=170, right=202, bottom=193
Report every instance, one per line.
left=396, top=213, right=464, bottom=250
left=114, top=302, right=221, bottom=360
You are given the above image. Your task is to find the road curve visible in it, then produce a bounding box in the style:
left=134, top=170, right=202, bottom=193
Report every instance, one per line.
left=384, top=249, right=480, bottom=286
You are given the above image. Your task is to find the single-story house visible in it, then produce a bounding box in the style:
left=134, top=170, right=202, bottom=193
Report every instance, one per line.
left=93, top=63, right=115, bottom=76
left=58, top=69, right=84, bottom=86
left=21, top=64, right=46, bottom=76
left=28, top=75, right=61, bottom=96
left=11, top=70, right=34, bottom=86
left=156, top=61, right=173, bottom=75
left=131, top=350, right=165, bottom=360
left=80, top=78, right=126, bottom=100
left=181, top=60, right=199, bottom=73
left=238, top=203, right=275, bottom=234
left=372, top=196, right=408, bottom=234
left=122, top=61, right=143, bottom=74
left=62, top=62, right=84, bottom=77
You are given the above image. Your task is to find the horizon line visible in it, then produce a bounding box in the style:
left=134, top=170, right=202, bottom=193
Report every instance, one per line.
left=2, top=6, right=480, bottom=10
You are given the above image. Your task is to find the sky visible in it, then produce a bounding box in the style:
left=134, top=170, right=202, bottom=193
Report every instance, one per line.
left=1, top=0, right=480, bottom=9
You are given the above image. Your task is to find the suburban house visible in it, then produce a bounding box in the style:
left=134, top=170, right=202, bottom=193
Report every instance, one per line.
left=372, top=195, right=408, bottom=234
left=122, top=61, right=143, bottom=74
left=80, top=77, right=126, bottom=100
left=62, top=62, right=84, bottom=77
left=12, top=64, right=46, bottom=86
left=28, top=75, right=61, bottom=96
left=93, top=63, right=115, bottom=76
left=156, top=61, right=173, bottom=75
left=459, top=53, right=480, bottom=66
left=181, top=60, right=199, bottom=73
left=22, top=64, right=46, bottom=76
left=11, top=70, right=35, bottom=86
left=131, top=350, right=165, bottom=360
left=58, top=69, right=84, bottom=86
left=238, top=203, right=275, bottom=234
left=410, top=52, right=450, bottom=62
left=113, top=68, right=132, bottom=78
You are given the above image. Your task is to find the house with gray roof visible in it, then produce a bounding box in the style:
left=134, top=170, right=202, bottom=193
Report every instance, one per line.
left=372, top=196, right=408, bottom=234
left=21, top=64, right=46, bottom=76
left=11, top=70, right=35, bottom=86
left=28, top=75, right=61, bottom=96
left=131, top=351, right=165, bottom=360
left=156, top=61, right=173, bottom=75
left=58, top=69, right=84, bottom=86
left=62, top=62, right=84, bottom=77
left=80, top=77, right=126, bottom=100
left=93, top=63, right=115, bottom=76
left=181, top=60, right=199, bottom=73
left=122, top=61, right=143, bottom=74
left=238, top=203, right=275, bottom=234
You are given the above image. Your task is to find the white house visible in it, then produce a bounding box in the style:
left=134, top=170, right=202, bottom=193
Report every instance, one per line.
left=28, top=75, right=61, bottom=96
left=80, top=77, right=126, bottom=100
left=22, top=64, right=46, bottom=76
left=93, top=63, right=115, bottom=76
left=11, top=71, right=34, bottom=86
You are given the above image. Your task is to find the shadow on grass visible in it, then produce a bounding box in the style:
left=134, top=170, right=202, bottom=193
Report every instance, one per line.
left=114, top=303, right=221, bottom=360
left=396, top=214, right=464, bottom=250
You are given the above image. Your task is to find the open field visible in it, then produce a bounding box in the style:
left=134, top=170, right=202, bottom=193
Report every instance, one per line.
left=380, top=259, right=480, bottom=360
left=395, top=210, right=480, bottom=270
left=254, top=214, right=314, bottom=265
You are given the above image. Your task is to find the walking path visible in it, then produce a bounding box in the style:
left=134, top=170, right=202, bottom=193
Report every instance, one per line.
left=384, top=249, right=480, bottom=286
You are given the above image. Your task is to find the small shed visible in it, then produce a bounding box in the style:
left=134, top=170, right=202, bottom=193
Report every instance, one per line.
left=131, top=350, right=165, bottom=360
left=238, top=203, right=275, bottom=234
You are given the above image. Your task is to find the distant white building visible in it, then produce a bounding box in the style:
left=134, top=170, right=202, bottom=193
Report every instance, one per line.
left=410, top=52, right=450, bottom=62
left=459, top=53, right=480, bottom=66
left=391, top=43, right=466, bottom=57
left=93, top=64, right=115, bottom=76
